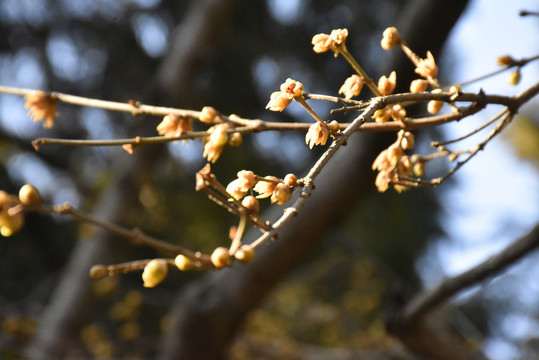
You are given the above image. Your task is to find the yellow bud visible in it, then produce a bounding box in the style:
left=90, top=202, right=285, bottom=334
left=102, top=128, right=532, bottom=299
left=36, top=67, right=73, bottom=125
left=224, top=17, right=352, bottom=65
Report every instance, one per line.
left=211, top=247, right=231, bottom=269
left=413, top=162, right=425, bottom=177
left=283, top=173, right=297, bottom=187
left=427, top=100, right=443, bottom=114
left=142, top=259, right=168, bottom=288
left=19, top=184, right=42, bottom=206
left=199, top=106, right=219, bottom=124
left=89, top=265, right=109, bottom=279
left=175, top=254, right=194, bottom=271
left=234, top=245, right=255, bottom=263
left=508, top=70, right=520, bottom=85
left=241, top=196, right=260, bottom=215
left=328, top=120, right=340, bottom=132
left=228, top=132, right=243, bottom=147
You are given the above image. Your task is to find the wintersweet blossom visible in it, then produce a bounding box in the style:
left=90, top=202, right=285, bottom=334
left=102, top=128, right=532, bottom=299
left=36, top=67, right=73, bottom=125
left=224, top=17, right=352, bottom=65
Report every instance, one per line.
left=312, top=28, right=348, bottom=57
left=415, top=51, right=438, bottom=79
left=377, top=71, right=397, bottom=95
left=253, top=176, right=279, bottom=199
left=266, top=78, right=304, bottom=112
left=270, top=183, right=292, bottom=205
left=338, top=74, right=364, bottom=100
left=226, top=170, right=256, bottom=200
left=24, top=91, right=57, bottom=128
left=305, top=122, right=329, bottom=149
left=156, top=114, right=192, bottom=139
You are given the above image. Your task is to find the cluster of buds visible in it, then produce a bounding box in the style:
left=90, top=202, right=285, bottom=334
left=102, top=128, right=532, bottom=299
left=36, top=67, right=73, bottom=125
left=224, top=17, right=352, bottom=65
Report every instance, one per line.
left=226, top=171, right=298, bottom=206
left=0, top=185, right=42, bottom=237
left=372, top=104, right=407, bottom=123
left=372, top=130, right=419, bottom=193
left=156, top=113, right=192, bottom=140
left=24, top=91, right=57, bottom=128
left=266, top=78, right=304, bottom=112
left=312, top=28, right=349, bottom=57
left=380, top=27, right=402, bottom=50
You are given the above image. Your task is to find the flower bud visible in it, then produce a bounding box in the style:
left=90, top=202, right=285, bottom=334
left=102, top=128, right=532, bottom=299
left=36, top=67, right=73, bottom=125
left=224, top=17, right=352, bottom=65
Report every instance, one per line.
left=199, top=106, right=220, bottom=124
left=413, top=162, right=425, bottom=177
left=228, top=132, right=243, bottom=147
left=497, top=55, right=516, bottom=67
left=328, top=120, right=340, bottom=132
left=427, top=100, right=443, bottom=114
left=234, top=245, right=255, bottom=263
left=381, top=27, right=401, bottom=50
left=401, top=132, right=415, bottom=150
left=242, top=196, right=260, bottom=214
left=283, top=174, right=297, bottom=187
left=211, top=247, right=231, bottom=269
left=19, top=184, right=42, bottom=206
left=271, top=183, right=292, bottom=205
left=142, top=259, right=168, bottom=288
left=90, top=265, right=109, bottom=279
left=508, top=70, right=520, bottom=85
left=410, top=79, right=429, bottom=93
left=175, top=255, right=194, bottom=271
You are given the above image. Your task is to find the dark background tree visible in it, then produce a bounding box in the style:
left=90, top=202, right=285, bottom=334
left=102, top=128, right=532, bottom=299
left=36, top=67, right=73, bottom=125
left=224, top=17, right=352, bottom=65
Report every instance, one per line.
left=0, top=0, right=538, bottom=359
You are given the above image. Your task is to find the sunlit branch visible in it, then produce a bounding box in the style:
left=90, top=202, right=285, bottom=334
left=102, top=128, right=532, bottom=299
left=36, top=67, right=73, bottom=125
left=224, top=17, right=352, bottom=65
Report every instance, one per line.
left=250, top=99, right=383, bottom=249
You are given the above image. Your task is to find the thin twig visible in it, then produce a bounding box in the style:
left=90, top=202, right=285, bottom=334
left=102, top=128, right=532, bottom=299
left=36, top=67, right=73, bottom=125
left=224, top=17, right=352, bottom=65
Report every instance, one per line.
left=38, top=202, right=214, bottom=266
left=395, top=222, right=539, bottom=326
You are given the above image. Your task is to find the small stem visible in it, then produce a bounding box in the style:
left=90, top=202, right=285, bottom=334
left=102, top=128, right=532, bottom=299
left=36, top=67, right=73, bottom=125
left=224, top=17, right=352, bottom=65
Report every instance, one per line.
left=45, top=203, right=213, bottom=266
left=295, top=95, right=326, bottom=124
left=339, top=46, right=381, bottom=96
left=229, top=211, right=249, bottom=255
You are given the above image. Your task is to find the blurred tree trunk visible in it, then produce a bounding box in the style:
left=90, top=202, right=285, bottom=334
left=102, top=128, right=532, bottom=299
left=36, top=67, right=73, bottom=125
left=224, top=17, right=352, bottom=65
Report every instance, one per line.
left=157, top=1, right=470, bottom=359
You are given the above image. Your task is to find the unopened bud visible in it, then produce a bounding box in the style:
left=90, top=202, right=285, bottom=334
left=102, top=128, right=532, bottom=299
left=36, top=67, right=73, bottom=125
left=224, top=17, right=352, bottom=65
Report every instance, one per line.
left=211, top=247, right=231, bottom=269
left=19, top=184, right=42, bottom=206
left=283, top=173, right=297, bottom=187
left=142, top=259, right=168, bottom=288
left=401, top=132, right=415, bottom=150
left=90, top=265, right=109, bottom=279
left=228, top=132, right=243, bottom=147
left=234, top=245, right=255, bottom=263
left=497, top=55, right=516, bottom=67
left=508, top=70, right=520, bottom=85
left=200, top=106, right=220, bottom=124
left=328, top=120, right=340, bottom=132
left=175, top=254, right=194, bottom=271
left=413, top=162, right=425, bottom=177
left=241, top=196, right=260, bottom=215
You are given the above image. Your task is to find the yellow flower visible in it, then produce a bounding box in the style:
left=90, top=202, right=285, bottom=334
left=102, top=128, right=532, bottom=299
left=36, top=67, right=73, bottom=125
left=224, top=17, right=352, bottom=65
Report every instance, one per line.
left=312, top=29, right=349, bottom=57
left=266, top=79, right=304, bottom=112
left=270, top=183, right=292, bottom=205
left=24, top=91, right=57, bottom=128
left=415, top=51, right=438, bottom=79
left=377, top=71, right=397, bottom=95
left=305, top=122, right=329, bottom=149
left=156, top=114, right=192, bottom=138
left=253, top=176, right=279, bottom=199
left=338, top=74, right=364, bottom=100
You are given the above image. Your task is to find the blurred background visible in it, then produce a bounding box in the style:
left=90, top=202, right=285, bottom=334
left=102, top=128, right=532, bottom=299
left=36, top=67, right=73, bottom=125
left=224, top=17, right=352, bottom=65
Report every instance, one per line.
left=0, top=0, right=538, bottom=359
